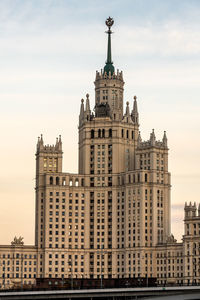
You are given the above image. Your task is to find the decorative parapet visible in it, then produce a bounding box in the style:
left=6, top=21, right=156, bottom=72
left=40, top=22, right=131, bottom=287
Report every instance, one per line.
left=137, top=129, right=168, bottom=149
left=138, top=140, right=167, bottom=149
left=95, top=69, right=123, bottom=81
left=184, top=201, right=200, bottom=218
left=37, top=135, right=62, bottom=153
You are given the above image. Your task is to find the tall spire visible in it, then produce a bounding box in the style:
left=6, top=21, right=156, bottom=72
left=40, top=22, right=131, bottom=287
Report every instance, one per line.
left=104, top=17, right=115, bottom=75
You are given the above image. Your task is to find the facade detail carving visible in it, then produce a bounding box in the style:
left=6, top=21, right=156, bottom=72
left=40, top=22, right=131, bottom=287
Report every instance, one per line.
left=11, top=236, right=24, bottom=246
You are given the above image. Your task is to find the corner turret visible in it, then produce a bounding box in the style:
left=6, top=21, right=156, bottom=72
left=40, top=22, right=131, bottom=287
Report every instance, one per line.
left=184, top=202, right=197, bottom=219
left=36, top=135, right=63, bottom=175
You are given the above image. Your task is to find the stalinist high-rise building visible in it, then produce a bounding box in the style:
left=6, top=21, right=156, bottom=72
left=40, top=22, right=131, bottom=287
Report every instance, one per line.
left=0, top=17, right=199, bottom=289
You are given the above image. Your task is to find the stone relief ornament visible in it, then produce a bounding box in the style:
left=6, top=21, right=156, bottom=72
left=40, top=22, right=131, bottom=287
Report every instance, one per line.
left=11, top=236, right=24, bottom=245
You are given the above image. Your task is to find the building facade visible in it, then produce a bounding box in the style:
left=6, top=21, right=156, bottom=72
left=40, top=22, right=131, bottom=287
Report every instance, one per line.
left=0, top=17, right=199, bottom=289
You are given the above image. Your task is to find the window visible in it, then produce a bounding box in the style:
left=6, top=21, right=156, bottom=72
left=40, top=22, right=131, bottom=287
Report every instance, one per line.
left=145, top=173, right=148, bottom=182
left=91, top=130, right=94, bottom=139
left=56, top=177, right=59, bottom=185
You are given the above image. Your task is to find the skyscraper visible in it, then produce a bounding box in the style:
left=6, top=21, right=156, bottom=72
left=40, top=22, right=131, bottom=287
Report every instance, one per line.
left=0, top=17, right=199, bottom=289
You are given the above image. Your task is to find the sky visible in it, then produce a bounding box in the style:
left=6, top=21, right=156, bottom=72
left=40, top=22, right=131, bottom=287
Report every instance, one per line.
left=0, top=0, right=200, bottom=244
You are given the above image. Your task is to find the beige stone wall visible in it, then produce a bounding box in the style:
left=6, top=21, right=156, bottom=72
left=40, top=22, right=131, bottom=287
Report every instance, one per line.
left=0, top=245, right=37, bottom=289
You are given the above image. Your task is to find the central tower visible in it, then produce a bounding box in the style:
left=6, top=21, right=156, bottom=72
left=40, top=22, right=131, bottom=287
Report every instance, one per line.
left=78, top=17, right=139, bottom=176
left=94, top=17, right=124, bottom=121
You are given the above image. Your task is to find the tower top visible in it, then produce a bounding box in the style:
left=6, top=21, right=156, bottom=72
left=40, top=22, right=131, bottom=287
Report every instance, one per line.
left=105, top=16, right=114, bottom=31
left=104, top=17, right=115, bottom=76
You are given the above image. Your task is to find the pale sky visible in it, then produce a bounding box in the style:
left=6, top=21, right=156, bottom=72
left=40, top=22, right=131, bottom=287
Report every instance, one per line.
left=0, top=0, right=200, bottom=244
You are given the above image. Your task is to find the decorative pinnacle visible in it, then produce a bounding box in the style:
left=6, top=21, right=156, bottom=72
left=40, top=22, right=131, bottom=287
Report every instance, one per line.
left=104, top=17, right=115, bottom=75
left=134, top=95, right=137, bottom=101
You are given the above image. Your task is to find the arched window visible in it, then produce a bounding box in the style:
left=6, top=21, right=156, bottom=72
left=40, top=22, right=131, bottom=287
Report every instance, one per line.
left=126, top=130, right=129, bottom=139
left=50, top=176, right=53, bottom=185
left=132, top=131, right=134, bottom=139
left=133, top=174, right=135, bottom=183
left=62, top=178, right=66, bottom=186
left=102, top=129, right=105, bottom=138
left=98, top=129, right=101, bottom=138
left=121, top=129, right=124, bottom=138
left=109, top=129, right=112, bottom=138
left=75, top=179, right=79, bottom=187
left=81, top=178, right=84, bottom=187
left=91, top=129, right=94, bottom=139
left=56, top=177, right=59, bottom=185
left=69, top=179, right=72, bottom=186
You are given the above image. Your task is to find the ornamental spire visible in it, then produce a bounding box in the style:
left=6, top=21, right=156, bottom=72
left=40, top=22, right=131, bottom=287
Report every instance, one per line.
left=131, top=95, right=139, bottom=124
left=104, top=17, right=115, bottom=75
left=162, top=131, right=168, bottom=147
